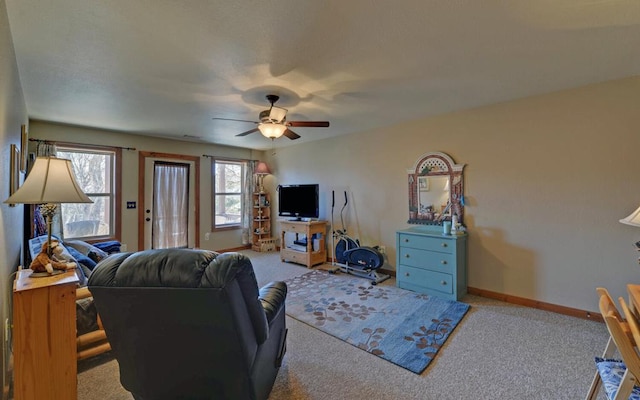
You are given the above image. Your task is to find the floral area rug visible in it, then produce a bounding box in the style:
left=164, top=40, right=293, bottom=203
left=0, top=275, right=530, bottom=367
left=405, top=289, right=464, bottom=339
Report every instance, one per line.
left=284, top=270, right=470, bottom=374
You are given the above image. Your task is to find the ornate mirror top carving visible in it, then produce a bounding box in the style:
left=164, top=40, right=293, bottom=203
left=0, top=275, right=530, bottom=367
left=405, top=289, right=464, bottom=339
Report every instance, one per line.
left=407, top=152, right=465, bottom=226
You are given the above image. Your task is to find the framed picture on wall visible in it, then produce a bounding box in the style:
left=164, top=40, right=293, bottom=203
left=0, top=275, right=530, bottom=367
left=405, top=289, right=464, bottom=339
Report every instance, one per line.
left=20, top=124, right=28, bottom=172
left=9, top=144, right=20, bottom=207
left=418, top=176, right=429, bottom=192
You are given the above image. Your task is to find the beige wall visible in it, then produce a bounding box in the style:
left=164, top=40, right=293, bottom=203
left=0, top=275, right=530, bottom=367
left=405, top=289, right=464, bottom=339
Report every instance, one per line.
left=21, top=79, right=640, bottom=316
left=268, top=76, right=640, bottom=313
left=0, top=0, right=28, bottom=396
left=31, top=77, right=640, bottom=314
left=5, top=12, right=638, bottom=323
left=28, top=121, right=264, bottom=252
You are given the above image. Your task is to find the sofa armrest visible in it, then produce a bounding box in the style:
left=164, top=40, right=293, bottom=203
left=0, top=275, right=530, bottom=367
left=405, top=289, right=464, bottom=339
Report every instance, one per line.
left=258, top=281, right=287, bottom=325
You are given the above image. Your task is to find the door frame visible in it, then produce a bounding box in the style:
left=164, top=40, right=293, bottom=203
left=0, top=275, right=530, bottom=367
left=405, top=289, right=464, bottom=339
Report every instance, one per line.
left=138, top=151, right=200, bottom=250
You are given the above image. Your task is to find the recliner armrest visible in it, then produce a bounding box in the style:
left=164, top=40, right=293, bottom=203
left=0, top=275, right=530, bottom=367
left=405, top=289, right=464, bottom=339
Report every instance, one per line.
left=259, top=281, right=287, bottom=325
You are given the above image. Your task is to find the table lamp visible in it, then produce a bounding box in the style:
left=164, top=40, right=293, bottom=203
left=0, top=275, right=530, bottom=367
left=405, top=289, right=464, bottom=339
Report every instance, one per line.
left=620, top=205, right=640, bottom=264
left=4, top=156, right=92, bottom=262
left=255, top=162, right=271, bottom=193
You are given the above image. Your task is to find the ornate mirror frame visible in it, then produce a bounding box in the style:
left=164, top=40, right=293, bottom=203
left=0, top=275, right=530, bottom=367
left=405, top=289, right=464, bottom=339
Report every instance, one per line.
left=407, top=151, right=465, bottom=225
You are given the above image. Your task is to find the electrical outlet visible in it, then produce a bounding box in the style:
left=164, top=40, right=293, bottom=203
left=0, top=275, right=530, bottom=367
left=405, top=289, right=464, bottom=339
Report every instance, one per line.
left=4, top=318, right=9, bottom=342
left=120, top=244, right=127, bottom=252
left=205, top=232, right=211, bottom=241
left=378, top=245, right=386, bottom=254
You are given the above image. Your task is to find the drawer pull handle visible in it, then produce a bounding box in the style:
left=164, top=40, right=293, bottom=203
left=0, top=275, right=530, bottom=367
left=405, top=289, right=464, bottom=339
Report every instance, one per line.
left=405, top=272, right=410, bottom=277
left=441, top=260, right=447, bottom=265
left=440, top=280, right=447, bottom=286
left=441, top=243, right=448, bottom=247
left=405, top=254, right=410, bottom=258
left=404, top=238, right=409, bottom=243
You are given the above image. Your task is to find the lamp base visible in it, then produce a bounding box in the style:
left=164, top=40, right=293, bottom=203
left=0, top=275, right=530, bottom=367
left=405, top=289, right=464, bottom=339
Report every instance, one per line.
left=30, top=270, right=65, bottom=278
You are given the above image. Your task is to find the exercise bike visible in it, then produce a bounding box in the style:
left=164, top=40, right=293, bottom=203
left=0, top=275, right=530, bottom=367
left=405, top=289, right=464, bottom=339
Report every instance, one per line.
left=331, top=191, right=389, bottom=285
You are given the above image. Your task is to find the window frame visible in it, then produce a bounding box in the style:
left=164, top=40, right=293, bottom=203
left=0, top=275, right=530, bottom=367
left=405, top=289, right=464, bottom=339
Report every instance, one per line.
left=212, top=158, right=246, bottom=231
left=55, top=144, right=122, bottom=242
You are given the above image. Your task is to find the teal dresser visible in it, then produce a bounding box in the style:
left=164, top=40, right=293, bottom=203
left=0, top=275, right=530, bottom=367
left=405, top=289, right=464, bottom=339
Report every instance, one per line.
left=396, top=226, right=467, bottom=300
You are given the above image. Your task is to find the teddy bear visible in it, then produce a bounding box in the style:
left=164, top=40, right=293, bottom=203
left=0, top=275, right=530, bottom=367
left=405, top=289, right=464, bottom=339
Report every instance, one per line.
left=29, top=240, right=77, bottom=275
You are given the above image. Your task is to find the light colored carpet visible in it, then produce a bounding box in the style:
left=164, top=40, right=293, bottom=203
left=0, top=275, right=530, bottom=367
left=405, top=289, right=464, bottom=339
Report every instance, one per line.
left=77, top=250, right=610, bottom=399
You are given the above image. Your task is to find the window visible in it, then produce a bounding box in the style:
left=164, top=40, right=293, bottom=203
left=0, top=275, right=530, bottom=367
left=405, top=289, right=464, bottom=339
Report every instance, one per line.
left=213, top=159, right=246, bottom=229
left=56, top=145, right=120, bottom=240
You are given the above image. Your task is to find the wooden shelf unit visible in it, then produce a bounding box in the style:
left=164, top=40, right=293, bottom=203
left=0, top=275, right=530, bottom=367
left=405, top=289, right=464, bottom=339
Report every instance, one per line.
left=13, top=269, right=79, bottom=400
left=252, top=192, right=273, bottom=252
left=280, top=220, right=327, bottom=268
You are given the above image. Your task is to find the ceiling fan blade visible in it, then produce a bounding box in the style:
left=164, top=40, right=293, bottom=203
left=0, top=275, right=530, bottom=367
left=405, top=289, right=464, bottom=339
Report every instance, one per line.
left=287, top=121, right=330, bottom=128
left=213, top=117, right=258, bottom=124
left=283, top=129, right=301, bottom=140
left=236, top=128, right=260, bottom=137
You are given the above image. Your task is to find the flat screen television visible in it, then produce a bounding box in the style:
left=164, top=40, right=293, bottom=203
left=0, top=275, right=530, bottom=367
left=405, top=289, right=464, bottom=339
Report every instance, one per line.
left=278, top=184, right=319, bottom=220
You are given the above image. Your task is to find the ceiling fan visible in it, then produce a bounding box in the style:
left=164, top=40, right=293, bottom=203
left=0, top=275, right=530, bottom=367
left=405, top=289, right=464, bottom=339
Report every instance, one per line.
left=212, top=94, right=330, bottom=140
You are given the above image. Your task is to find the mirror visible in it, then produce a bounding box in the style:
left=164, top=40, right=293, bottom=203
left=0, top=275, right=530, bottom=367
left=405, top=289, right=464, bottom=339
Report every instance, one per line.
left=407, top=152, right=465, bottom=225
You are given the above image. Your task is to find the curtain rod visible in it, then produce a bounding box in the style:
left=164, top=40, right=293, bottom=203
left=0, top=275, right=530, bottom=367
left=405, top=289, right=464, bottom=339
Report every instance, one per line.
left=30, top=138, right=136, bottom=151
left=202, top=154, right=258, bottom=162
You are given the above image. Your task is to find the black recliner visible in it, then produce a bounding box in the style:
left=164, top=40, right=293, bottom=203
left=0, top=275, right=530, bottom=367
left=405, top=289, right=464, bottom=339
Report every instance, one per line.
left=88, top=248, right=287, bottom=400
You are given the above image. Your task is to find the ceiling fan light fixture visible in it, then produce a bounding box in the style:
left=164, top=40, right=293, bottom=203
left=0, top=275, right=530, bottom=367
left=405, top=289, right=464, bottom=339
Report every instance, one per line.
left=258, top=122, right=286, bottom=139
left=268, top=106, right=287, bottom=122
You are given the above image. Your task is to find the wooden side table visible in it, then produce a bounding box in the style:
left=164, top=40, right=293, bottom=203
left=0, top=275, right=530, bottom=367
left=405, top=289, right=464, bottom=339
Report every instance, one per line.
left=13, top=269, right=79, bottom=400
left=627, top=284, right=640, bottom=317
left=280, top=220, right=327, bottom=268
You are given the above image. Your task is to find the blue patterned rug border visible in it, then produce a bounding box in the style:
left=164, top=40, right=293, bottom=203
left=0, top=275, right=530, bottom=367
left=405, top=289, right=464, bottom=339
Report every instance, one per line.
left=283, top=270, right=470, bottom=374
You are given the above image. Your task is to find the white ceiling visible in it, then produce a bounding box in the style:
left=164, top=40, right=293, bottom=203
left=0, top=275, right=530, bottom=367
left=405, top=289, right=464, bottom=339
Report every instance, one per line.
left=6, top=0, right=640, bottom=150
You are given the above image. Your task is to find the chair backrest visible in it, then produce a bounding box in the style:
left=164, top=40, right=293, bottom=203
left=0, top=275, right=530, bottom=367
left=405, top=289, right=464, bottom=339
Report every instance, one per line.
left=88, top=248, right=270, bottom=400
left=597, top=287, right=624, bottom=321
left=618, top=297, right=640, bottom=369
left=599, top=291, right=640, bottom=381
left=596, top=287, right=636, bottom=343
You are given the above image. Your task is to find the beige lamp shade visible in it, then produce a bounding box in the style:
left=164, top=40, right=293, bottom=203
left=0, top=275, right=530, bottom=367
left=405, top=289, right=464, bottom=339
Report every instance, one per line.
left=621, top=206, right=640, bottom=227
left=258, top=122, right=286, bottom=139
left=4, top=157, right=93, bottom=204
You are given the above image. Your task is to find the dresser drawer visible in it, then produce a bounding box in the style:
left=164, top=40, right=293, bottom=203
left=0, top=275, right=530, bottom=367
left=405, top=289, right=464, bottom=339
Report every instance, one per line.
left=397, top=233, right=454, bottom=254
left=281, top=223, right=307, bottom=234
left=398, top=247, right=455, bottom=274
left=396, top=265, right=453, bottom=295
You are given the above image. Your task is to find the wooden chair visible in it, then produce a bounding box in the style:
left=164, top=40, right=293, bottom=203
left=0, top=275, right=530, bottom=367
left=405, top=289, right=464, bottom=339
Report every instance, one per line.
left=585, top=288, right=633, bottom=399
left=620, top=298, right=640, bottom=352
left=75, top=286, right=111, bottom=360
left=586, top=288, right=640, bottom=400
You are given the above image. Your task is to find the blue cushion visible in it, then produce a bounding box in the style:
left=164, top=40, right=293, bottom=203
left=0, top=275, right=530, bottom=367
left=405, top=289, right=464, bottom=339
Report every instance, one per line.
left=595, top=357, right=640, bottom=399
left=66, top=246, right=98, bottom=270
left=92, top=240, right=121, bottom=254
left=64, top=240, right=109, bottom=260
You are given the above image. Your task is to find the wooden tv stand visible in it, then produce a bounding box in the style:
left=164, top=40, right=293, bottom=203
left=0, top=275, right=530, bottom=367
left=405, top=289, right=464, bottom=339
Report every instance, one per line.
left=280, top=220, right=327, bottom=268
